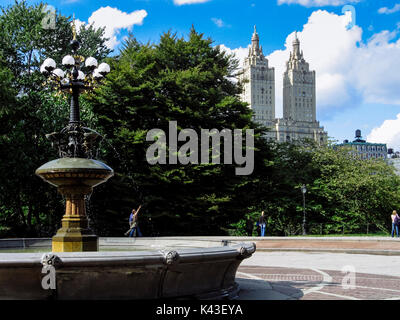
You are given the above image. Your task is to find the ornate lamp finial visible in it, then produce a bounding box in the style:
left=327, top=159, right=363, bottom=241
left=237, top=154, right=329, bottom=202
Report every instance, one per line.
left=72, top=13, right=77, bottom=40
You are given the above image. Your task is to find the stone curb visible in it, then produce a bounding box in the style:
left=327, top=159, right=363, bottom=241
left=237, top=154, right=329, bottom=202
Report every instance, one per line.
left=256, top=248, right=400, bottom=256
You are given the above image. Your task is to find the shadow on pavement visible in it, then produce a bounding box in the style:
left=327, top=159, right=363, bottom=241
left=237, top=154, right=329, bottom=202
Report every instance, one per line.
left=236, top=278, right=304, bottom=300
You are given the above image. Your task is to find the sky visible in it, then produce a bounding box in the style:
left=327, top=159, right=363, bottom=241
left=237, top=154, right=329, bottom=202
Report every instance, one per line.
left=2, top=0, right=400, bottom=149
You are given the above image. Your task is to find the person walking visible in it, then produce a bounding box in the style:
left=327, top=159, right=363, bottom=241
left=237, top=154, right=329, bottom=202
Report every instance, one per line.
left=125, top=205, right=143, bottom=237
left=258, top=211, right=266, bottom=237
left=391, top=210, right=399, bottom=238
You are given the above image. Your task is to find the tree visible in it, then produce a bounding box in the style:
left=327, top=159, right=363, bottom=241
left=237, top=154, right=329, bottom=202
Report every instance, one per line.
left=310, top=145, right=400, bottom=234
left=231, top=141, right=400, bottom=236
left=87, top=30, right=267, bottom=236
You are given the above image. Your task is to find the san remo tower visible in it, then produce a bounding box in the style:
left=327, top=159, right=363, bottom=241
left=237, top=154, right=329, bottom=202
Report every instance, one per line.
left=238, top=26, right=276, bottom=141
left=239, top=28, right=327, bottom=144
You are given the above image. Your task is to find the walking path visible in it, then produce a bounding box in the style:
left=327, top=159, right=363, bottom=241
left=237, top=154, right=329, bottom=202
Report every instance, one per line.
left=249, top=236, right=400, bottom=255
left=235, top=237, right=400, bottom=300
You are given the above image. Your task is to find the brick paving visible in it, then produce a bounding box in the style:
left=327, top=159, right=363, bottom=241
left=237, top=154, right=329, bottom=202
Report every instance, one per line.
left=237, top=265, right=400, bottom=300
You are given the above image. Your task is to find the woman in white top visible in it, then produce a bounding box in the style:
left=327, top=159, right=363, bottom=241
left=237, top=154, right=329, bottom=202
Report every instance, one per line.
left=391, top=210, right=399, bottom=238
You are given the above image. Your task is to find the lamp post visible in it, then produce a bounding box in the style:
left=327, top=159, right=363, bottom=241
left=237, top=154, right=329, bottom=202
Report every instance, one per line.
left=301, top=184, right=307, bottom=235
left=40, top=22, right=110, bottom=158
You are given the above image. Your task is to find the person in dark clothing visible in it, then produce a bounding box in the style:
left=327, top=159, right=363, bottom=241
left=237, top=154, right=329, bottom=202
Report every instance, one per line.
left=245, top=217, right=254, bottom=236
left=258, top=211, right=266, bottom=237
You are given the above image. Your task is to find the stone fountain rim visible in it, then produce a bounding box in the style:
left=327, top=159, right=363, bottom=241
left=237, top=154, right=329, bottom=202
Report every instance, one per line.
left=0, top=237, right=256, bottom=299
left=0, top=238, right=256, bottom=267
left=35, top=157, right=113, bottom=174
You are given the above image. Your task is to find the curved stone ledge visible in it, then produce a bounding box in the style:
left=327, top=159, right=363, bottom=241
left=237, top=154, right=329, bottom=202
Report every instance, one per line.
left=0, top=238, right=255, bottom=300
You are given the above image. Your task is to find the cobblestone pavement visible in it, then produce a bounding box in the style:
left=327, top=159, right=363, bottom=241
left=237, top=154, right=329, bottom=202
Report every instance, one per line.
left=236, top=251, right=400, bottom=300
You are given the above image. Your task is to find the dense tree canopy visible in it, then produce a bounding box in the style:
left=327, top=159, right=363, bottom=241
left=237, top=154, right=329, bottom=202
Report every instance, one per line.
left=87, top=30, right=264, bottom=236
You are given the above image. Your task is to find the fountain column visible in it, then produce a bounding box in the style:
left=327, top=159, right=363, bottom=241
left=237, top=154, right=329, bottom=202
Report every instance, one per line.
left=52, top=185, right=96, bottom=252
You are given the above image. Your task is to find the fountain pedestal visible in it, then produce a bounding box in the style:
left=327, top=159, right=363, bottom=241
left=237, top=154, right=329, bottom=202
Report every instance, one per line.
left=52, top=185, right=98, bottom=252
left=36, top=158, right=113, bottom=252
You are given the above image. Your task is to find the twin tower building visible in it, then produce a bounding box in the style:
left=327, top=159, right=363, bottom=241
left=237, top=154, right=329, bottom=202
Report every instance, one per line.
left=238, top=27, right=327, bottom=144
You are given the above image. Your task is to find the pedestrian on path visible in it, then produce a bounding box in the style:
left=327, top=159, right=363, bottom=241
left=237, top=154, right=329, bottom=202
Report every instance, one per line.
left=391, top=210, right=399, bottom=238
left=125, top=205, right=143, bottom=237
left=258, top=211, right=266, bottom=237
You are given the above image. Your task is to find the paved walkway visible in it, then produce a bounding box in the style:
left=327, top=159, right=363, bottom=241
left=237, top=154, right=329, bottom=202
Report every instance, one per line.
left=250, top=236, right=400, bottom=255
left=236, top=246, right=400, bottom=300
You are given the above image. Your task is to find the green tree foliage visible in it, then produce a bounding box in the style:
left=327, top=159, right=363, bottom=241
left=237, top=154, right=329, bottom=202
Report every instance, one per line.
left=232, top=141, right=400, bottom=236
left=88, top=30, right=264, bottom=236
left=309, top=145, right=400, bottom=234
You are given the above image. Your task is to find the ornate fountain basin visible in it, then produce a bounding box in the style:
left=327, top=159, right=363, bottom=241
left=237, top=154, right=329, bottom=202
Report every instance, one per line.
left=35, top=158, right=113, bottom=188
left=0, top=238, right=256, bottom=300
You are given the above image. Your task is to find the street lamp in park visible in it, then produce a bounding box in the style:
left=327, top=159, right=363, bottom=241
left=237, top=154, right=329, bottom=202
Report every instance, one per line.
left=40, top=21, right=110, bottom=158
left=301, top=184, right=307, bottom=235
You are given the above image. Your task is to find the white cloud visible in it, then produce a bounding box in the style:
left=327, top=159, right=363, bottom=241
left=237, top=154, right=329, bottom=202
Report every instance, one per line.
left=173, top=0, right=211, bottom=5
left=277, top=0, right=359, bottom=7
left=367, top=114, right=400, bottom=150
left=212, top=18, right=224, bottom=28
left=85, top=6, right=147, bottom=49
left=218, top=44, right=249, bottom=67
left=378, top=4, right=400, bottom=15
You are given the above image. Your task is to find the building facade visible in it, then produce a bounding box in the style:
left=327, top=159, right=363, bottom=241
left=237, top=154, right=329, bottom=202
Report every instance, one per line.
left=238, top=26, right=276, bottom=140
left=336, top=130, right=387, bottom=160
left=238, top=28, right=327, bottom=144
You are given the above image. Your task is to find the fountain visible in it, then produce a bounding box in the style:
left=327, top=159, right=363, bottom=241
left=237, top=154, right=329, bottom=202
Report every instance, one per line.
left=0, top=22, right=256, bottom=300
left=35, top=25, right=113, bottom=252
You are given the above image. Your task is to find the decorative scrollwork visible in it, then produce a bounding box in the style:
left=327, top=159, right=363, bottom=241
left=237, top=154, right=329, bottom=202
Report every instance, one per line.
left=46, top=126, right=103, bottom=159
left=41, top=253, right=61, bottom=267
left=237, top=246, right=252, bottom=260
left=163, top=251, right=180, bottom=265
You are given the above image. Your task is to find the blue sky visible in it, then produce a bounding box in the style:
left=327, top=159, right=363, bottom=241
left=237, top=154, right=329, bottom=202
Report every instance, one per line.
left=2, top=0, right=400, bottom=148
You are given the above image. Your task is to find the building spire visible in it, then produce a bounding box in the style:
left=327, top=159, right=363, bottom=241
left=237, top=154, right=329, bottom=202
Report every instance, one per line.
left=251, top=25, right=260, bottom=55
left=292, top=31, right=301, bottom=58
